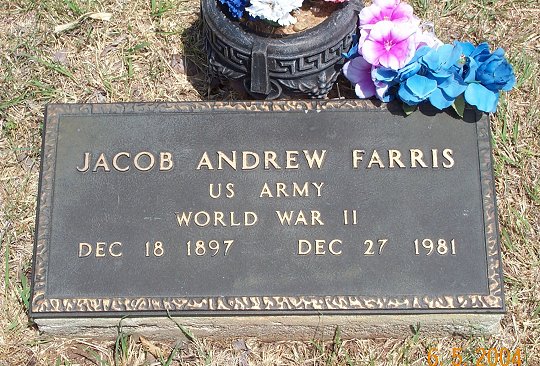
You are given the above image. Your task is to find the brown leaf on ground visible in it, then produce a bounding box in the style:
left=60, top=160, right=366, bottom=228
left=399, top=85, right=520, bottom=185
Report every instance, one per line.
left=139, top=336, right=163, bottom=359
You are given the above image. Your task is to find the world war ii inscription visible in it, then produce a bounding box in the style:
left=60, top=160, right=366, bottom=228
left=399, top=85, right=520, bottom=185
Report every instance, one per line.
left=30, top=100, right=504, bottom=318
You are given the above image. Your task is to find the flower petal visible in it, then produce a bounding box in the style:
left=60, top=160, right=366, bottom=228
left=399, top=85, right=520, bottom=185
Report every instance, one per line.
left=343, top=57, right=372, bottom=85
left=359, top=5, right=385, bottom=26
left=378, top=51, right=402, bottom=70
left=342, top=34, right=360, bottom=60
left=355, top=79, right=376, bottom=98
left=439, top=75, right=467, bottom=98
left=398, top=59, right=421, bottom=80
left=501, top=71, right=516, bottom=91
left=471, top=43, right=491, bottom=62
left=454, top=41, right=475, bottom=57
left=404, top=74, right=438, bottom=99
left=245, top=0, right=301, bottom=25
left=445, top=43, right=463, bottom=66
left=415, top=29, right=442, bottom=49
left=429, top=88, right=454, bottom=110
left=464, top=83, right=499, bottom=113
left=398, top=83, right=421, bottom=105
left=372, top=66, right=399, bottom=82
left=389, top=21, right=417, bottom=42
left=411, top=45, right=432, bottom=62
left=359, top=28, right=370, bottom=45
left=343, top=57, right=376, bottom=99
left=365, top=20, right=393, bottom=42
left=362, top=38, right=386, bottom=66
left=421, top=47, right=441, bottom=70
left=398, top=74, right=437, bottom=105
left=390, top=3, right=414, bottom=22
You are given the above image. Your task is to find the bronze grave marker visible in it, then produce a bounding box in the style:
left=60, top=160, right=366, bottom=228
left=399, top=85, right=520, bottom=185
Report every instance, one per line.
left=30, top=100, right=504, bottom=338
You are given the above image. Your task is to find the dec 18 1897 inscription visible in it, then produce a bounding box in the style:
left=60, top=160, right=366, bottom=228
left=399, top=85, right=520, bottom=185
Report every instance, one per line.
left=30, top=100, right=504, bottom=336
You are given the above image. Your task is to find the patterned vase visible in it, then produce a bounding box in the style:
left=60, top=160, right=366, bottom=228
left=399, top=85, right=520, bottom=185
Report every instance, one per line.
left=201, top=0, right=362, bottom=99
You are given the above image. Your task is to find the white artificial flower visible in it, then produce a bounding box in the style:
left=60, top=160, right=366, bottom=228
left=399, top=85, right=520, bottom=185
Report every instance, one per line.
left=246, top=0, right=303, bottom=26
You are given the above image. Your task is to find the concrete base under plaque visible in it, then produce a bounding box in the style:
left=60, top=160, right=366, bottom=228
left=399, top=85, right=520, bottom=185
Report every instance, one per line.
left=35, top=314, right=502, bottom=340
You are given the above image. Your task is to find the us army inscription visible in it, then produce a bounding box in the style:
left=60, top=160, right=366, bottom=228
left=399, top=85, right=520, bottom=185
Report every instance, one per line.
left=30, top=101, right=504, bottom=318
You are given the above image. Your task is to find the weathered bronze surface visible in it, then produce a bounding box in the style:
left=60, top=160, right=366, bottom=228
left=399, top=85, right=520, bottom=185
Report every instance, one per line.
left=30, top=100, right=504, bottom=318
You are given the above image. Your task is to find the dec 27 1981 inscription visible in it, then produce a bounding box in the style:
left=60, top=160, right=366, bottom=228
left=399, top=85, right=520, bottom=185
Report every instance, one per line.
left=30, top=100, right=504, bottom=318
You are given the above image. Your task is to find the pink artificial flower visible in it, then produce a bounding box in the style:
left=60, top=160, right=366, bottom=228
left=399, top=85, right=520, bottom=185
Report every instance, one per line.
left=359, top=0, right=415, bottom=27
left=361, top=20, right=416, bottom=70
left=343, top=57, right=376, bottom=98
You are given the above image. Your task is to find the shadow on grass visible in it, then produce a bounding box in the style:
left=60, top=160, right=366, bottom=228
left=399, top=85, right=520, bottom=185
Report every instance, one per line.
left=181, top=15, right=247, bottom=100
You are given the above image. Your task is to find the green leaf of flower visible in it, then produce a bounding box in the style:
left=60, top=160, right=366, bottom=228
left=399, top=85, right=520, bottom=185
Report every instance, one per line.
left=402, top=103, right=417, bottom=116
left=452, top=94, right=465, bottom=118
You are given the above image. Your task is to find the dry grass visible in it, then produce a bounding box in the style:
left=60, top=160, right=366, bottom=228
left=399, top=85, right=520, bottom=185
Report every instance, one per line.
left=1, top=0, right=539, bottom=364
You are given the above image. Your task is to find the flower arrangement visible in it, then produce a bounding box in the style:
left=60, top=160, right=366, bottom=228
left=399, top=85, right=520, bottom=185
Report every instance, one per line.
left=343, top=0, right=516, bottom=115
left=219, top=0, right=347, bottom=26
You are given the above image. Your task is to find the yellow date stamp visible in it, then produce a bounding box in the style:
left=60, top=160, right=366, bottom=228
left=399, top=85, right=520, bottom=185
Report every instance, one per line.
left=427, top=347, right=522, bottom=366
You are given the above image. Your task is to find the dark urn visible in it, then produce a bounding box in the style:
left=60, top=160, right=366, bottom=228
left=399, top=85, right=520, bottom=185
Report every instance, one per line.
left=201, top=0, right=362, bottom=99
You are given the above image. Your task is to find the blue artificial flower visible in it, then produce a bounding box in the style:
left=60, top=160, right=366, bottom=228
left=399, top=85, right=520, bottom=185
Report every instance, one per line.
left=219, top=0, right=247, bottom=19
left=366, top=39, right=515, bottom=113
left=392, top=44, right=467, bottom=109
left=398, top=74, right=437, bottom=105
left=476, top=48, right=516, bottom=92
left=454, top=42, right=516, bottom=113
